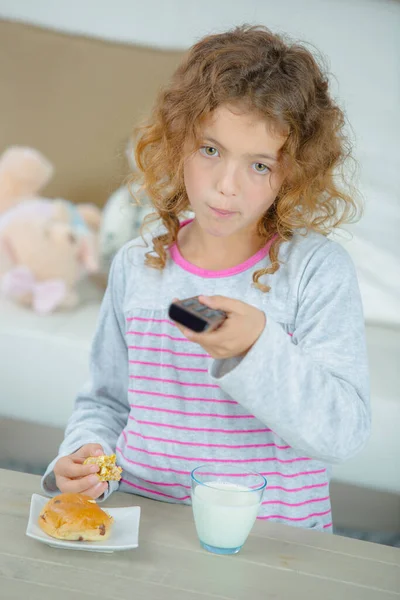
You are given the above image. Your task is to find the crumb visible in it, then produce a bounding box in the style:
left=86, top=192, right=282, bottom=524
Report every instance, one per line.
left=84, top=454, right=122, bottom=482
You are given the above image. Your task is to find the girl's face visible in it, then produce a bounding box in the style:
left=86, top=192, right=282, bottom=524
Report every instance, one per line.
left=183, top=104, right=286, bottom=240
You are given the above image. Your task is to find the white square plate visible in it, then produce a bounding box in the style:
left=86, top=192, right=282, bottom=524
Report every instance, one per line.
left=26, top=494, right=141, bottom=552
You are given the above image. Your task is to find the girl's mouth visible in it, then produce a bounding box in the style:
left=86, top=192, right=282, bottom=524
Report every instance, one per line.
left=209, top=205, right=237, bottom=218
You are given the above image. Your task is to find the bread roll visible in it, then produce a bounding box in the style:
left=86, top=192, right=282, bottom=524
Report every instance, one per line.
left=83, top=453, right=122, bottom=482
left=38, top=493, right=113, bottom=541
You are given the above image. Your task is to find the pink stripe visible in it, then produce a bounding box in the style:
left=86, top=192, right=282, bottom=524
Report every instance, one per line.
left=170, top=225, right=277, bottom=278
left=129, top=388, right=236, bottom=405
left=196, top=469, right=325, bottom=479
left=124, top=444, right=310, bottom=464
left=260, top=469, right=326, bottom=479
left=126, top=317, right=176, bottom=327
left=130, top=360, right=208, bottom=373
left=125, top=315, right=290, bottom=342
left=117, top=450, right=191, bottom=475
left=130, top=375, right=219, bottom=389
left=128, top=345, right=209, bottom=358
left=116, top=449, right=324, bottom=479
left=266, top=483, right=328, bottom=493
left=129, top=416, right=270, bottom=433
left=323, top=522, right=333, bottom=529
left=262, top=496, right=330, bottom=508
left=120, top=478, right=190, bottom=501
left=142, top=479, right=191, bottom=490
left=135, top=479, right=324, bottom=495
left=129, top=404, right=255, bottom=419
left=127, top=330, right=190, bottom=342
left=127, top=429, right=289, bottom=450
left=257, top=509, right=331, bottom=522
left=120, top=476, right=327, bottom=502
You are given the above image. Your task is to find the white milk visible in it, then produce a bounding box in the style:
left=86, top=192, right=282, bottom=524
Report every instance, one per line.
left=192, top=481, right=261, bottom=549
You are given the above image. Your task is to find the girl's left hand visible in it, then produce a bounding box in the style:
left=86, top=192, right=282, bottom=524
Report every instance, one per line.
left=173, top=295, right=266, bottom=359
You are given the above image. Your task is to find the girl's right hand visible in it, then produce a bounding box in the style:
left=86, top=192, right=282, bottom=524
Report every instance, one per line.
left=53, top=443, right=108, bottom=499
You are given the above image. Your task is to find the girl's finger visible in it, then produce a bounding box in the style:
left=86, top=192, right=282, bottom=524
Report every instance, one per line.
left=61, top=461, right=99, bottom=479
left=57, top=473, right=102, bottom=494
left=82, top=481, right=109, bottom=500
left=198, top=294, right=242, bottom=315
left=73, top=444, right=104, bottom=460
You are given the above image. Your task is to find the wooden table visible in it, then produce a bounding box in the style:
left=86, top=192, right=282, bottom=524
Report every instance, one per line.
left=0, top=469, right=399, bottom=599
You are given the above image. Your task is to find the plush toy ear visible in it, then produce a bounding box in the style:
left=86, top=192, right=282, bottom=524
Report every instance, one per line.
left=77, top=204, right=102, bottom=231
left=78, top=235, right=99, bottom=273
left=0, top=146, right=53, bottom=208
left=51, top=199, right=70, bottom=222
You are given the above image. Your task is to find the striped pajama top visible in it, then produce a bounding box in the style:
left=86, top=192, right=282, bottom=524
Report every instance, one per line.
left=42, top=225, right=370, bottom=531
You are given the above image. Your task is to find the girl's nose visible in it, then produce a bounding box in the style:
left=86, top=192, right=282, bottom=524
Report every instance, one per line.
left=216, top=163, right=239, bottom=197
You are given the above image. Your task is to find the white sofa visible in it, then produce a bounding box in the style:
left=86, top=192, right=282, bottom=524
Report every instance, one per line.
left=1, top=282, right=399, bottom=534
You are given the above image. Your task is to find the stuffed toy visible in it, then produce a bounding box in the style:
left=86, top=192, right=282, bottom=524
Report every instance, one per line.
left=98, top=141, right=194, bottom=274
left=0, top=145, right=53, bottom=214
left=98, top=141, right=155, bottom=273
left=99, top=182, right=154, bottom=273
left=0, top=146, right=102, bottom=314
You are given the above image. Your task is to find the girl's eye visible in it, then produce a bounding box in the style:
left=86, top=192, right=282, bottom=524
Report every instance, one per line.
left=253, top=162, right=269, bottom=174
left=200, top=146, right=219, bottom=157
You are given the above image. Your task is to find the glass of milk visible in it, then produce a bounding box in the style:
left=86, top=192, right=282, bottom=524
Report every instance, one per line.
left=191, top=464, right=267, bottom=555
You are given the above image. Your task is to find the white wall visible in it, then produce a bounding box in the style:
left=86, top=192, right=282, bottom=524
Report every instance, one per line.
left=1, top=0, right=399, bottom=323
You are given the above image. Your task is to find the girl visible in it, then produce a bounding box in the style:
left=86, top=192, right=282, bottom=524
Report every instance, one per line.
left=42, top=25, right=370, bottom=531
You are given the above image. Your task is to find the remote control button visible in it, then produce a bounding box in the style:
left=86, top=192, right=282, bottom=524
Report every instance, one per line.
left=192, top=300, right=204, bottom=308
left=195, top=306, right=207, bottom=313
left=182, top=299, right=196, bottom=307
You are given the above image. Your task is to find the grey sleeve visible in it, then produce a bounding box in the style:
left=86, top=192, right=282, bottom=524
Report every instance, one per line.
left=210, top=243, right=371, bottom=464
left=41, top=249, right=130, bottom=499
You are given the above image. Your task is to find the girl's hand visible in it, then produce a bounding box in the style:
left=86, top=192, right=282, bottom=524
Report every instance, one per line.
left=174, top=295, right=266, bottom=359
left=53, top=443, right=108, bottom=499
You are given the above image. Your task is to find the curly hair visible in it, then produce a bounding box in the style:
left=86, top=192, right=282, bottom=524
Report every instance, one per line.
left=132, top=24, right=359, bottom=292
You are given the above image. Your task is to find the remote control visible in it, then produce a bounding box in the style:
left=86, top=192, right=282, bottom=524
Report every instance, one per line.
left=168, top=296, right=227, bottom=333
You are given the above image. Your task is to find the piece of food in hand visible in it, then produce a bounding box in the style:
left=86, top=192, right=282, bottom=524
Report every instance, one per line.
left=83, top=453, right=122, bottom=482
left=38, top=493, right=113, bottom=541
